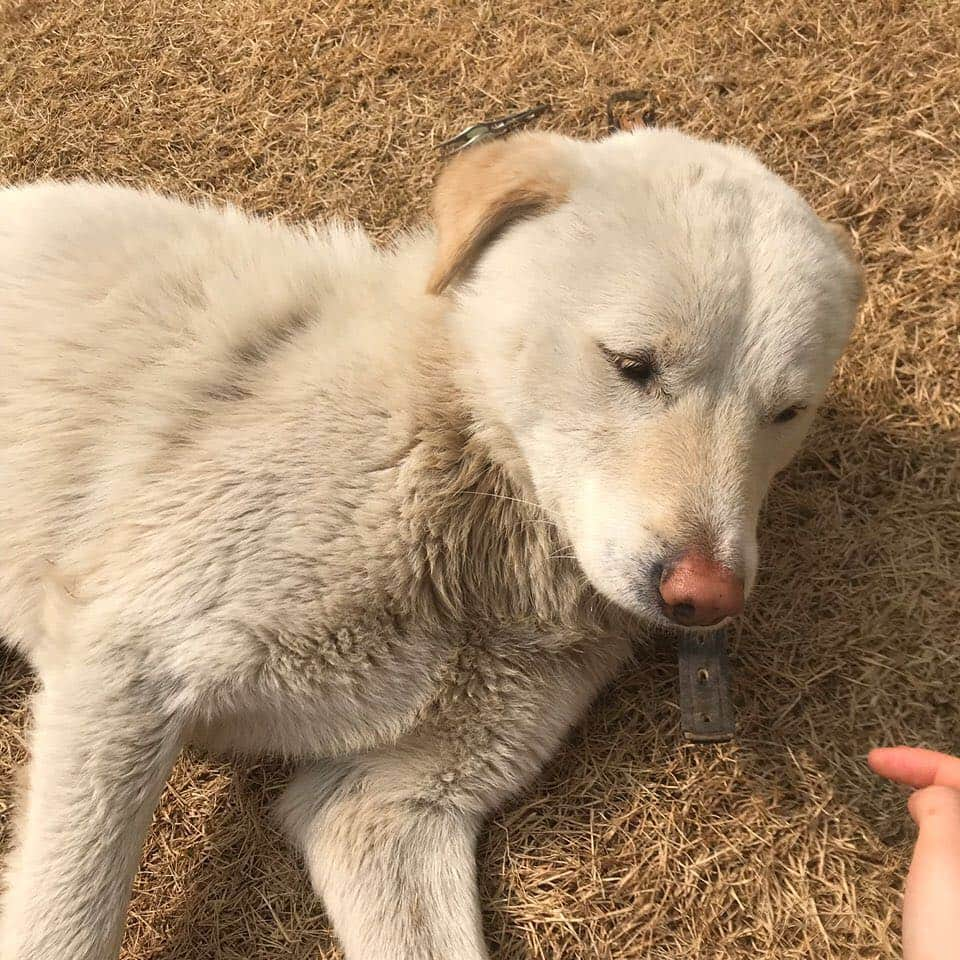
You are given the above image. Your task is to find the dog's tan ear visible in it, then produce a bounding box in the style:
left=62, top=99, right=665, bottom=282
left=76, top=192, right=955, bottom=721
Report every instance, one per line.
left=428, top=132, right=573, bottom=295
left=826, top=222, right=866, bottom=308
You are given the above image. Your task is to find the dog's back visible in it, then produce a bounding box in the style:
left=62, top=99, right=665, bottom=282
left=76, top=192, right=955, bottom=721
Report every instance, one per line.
left=0, top=181, right=432, bottom=656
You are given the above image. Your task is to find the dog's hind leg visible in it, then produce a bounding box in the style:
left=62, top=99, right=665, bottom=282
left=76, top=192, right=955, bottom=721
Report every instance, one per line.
left=0, top=666, right=183, bottom=960
left=278, top=634, right=629, bottom=960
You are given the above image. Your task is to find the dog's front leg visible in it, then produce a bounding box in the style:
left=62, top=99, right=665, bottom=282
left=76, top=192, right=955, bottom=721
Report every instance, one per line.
left=0, top=667, right=183, bottom=960
left=280, top=753, right=488, bottom=960
left=279, top=635, right=630, bottom=960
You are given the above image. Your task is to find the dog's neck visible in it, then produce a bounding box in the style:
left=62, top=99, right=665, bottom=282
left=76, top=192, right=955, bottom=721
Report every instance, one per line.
left=391, top=301, right=636, bottom=642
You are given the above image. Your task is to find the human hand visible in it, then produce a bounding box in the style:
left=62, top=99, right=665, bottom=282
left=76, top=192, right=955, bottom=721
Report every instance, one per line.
left=869, top=746, right=960, bottom=960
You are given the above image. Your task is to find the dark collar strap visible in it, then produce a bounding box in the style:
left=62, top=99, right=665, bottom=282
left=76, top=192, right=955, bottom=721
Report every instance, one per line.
left=679, top=628, right=736, bottom=743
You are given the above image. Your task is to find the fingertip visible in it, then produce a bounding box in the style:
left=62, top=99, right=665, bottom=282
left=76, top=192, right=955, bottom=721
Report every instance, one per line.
left=908, top=785, right=960, bottom=829
left=867, top=745, right=911, bottom=779
left=866, top=745, right=960, bottom=790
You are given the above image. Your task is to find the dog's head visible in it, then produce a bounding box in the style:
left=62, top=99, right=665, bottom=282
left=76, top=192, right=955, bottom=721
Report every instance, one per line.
left=430, top=128, right=863, bottom=631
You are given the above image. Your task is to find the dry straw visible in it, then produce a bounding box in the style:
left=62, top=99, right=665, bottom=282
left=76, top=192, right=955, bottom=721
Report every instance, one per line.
left=1, top=0, right=958, bottom=957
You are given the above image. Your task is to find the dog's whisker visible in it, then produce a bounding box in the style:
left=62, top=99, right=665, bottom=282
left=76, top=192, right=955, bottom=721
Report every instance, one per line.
left=464, top=489, right=554, bottom=516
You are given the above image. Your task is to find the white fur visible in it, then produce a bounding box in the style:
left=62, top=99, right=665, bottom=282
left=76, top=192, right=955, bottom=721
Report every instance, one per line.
left=0, top=129, right=860, bottom=959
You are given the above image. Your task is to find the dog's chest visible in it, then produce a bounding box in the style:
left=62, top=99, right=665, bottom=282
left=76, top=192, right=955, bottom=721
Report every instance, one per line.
left=189, top=602, right=455, bottom=758
left=190, top=602, right=622, bottom=762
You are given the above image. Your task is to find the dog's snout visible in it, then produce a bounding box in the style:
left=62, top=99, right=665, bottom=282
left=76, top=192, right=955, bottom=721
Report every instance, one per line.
left=656, top=551, right=745, bottom=627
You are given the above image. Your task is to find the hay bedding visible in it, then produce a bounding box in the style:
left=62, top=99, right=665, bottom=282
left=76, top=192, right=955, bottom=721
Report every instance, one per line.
left=1, top=0, right=958, bottom=956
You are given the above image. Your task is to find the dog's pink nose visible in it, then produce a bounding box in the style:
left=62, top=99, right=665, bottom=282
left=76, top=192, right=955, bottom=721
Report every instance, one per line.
left=658, top=551, right=744, bottom=627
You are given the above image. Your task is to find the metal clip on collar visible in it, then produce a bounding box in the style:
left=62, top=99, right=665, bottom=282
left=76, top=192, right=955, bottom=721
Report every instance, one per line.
left=606, top=89, right=658, bottom=132
left=439, top=104, right=550, bottom=156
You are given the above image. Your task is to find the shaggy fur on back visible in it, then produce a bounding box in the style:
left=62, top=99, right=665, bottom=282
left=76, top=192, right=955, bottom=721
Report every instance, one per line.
left=0, top=128, right=859, bottom=960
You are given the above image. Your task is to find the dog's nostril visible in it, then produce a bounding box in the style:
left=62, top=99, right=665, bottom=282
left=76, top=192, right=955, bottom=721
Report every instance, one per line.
left=673, top=602, right=696, bottom=622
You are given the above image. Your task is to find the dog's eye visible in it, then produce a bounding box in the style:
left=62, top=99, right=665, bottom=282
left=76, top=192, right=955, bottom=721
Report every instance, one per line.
left=773, top=404, right=806, bottom=424
left=602, top=347, right=658, bottom=388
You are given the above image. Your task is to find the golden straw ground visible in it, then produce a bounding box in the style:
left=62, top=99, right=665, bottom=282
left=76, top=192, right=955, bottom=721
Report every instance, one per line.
left=1, top=1, right=958, bottom=957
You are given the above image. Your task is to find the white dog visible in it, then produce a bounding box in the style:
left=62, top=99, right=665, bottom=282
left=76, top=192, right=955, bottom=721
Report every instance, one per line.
left=0, top=128, right=861, bottom=959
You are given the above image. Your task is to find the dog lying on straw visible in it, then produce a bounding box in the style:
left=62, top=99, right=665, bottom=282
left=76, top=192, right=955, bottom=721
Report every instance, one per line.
left=0, top=128, right=861, bottom=959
